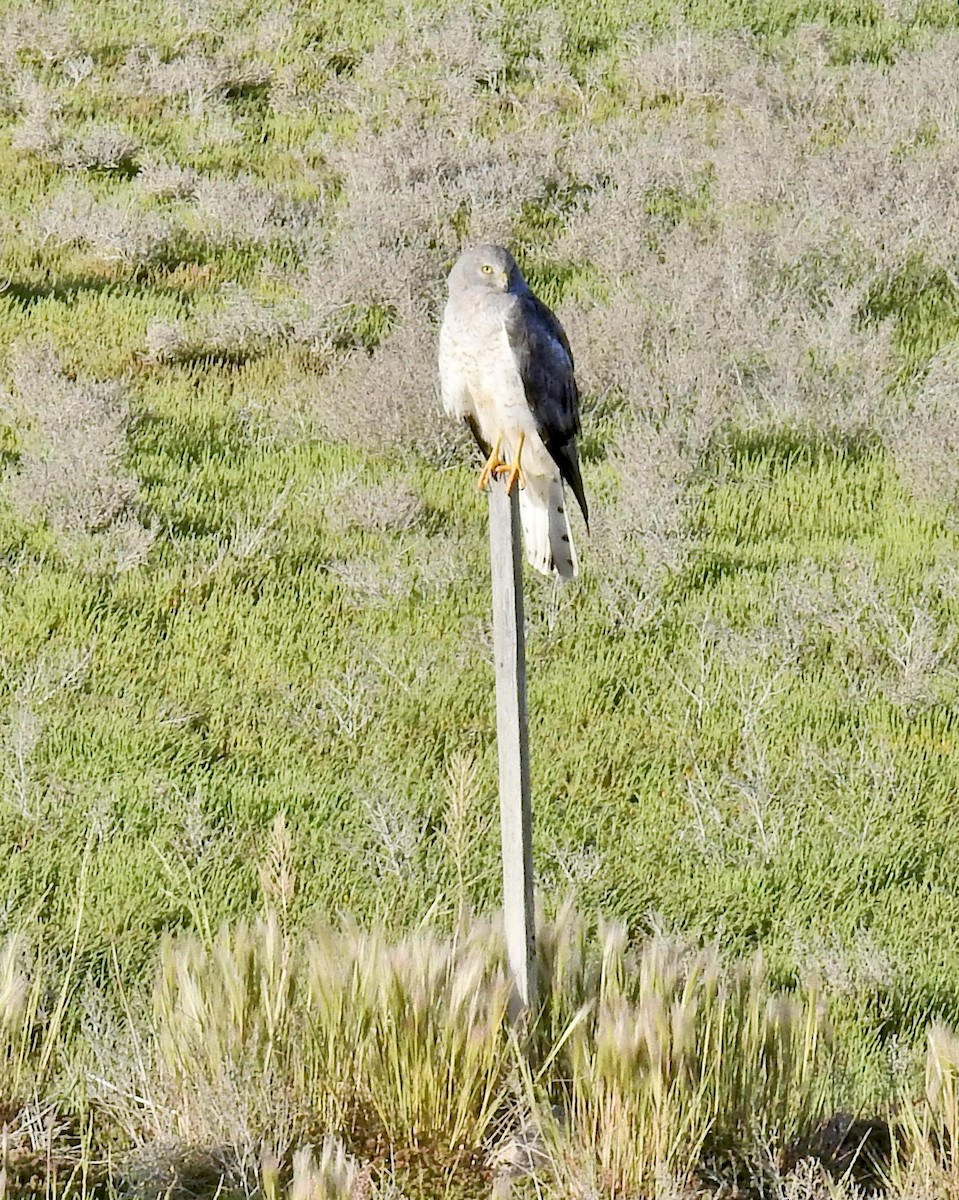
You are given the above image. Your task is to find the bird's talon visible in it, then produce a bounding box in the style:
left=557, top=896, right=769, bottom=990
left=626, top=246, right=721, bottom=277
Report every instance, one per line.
left=494, top=431, right=526, bottom=495
left=476, top=432, right=505, bottom=491
left=477, top=462, right=500, bottom=490
left=493, top=462, right=525, bottom=494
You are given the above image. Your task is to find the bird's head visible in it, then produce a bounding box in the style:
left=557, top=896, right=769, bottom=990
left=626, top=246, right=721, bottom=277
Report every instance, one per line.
left=447, top=244, right=528, bottom=296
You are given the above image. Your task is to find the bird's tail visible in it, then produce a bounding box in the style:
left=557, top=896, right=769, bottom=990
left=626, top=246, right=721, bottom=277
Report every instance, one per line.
left=520, top=476, right=578, bottom=579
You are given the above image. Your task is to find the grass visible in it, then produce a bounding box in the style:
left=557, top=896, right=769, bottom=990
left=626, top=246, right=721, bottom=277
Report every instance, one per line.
left=0, top=894, right=955, bottom=1198
left=0, top=900, right=846, bottom=1198
left=2, top=0, right=959, bottom=1194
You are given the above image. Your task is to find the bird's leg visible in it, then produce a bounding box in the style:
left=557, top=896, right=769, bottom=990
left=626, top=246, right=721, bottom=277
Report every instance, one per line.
left=494, top=431, right=526, bottom=495
left=477, top=432, right=505, bottom=490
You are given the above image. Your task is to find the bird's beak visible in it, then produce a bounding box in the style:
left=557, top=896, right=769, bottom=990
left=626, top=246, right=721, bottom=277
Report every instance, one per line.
left=500, top=270, right=509, bottom=290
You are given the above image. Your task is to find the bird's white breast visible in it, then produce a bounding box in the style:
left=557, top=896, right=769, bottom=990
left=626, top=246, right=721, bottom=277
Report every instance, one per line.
left=441, top=290, right=557, bottom=481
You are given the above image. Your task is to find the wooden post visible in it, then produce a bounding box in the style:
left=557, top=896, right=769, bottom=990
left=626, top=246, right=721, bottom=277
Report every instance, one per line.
left=488, top=476, right=536, bottom=1018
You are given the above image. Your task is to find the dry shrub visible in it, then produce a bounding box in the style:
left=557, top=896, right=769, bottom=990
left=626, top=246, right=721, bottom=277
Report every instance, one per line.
left=411, top=528, right=476, bottom=600
left=761, top=1155, right=867, bottom=1199
left=670, top=612, right=808, bottom=868
left=664, top=565, right=957, bottom=871
left=113, top=36, right=274, bottom=154
left=548, top=44, right=917, bottom=602
left=309, top=306, right=454, bottom=461
left=775, top=557, right=958, bottom=713
left=135, top=156, right=200, bottom=200
left=2, top=342, right=153, bottom=572
left=1, top=703, right=44, bottom=819
left=176, top=484, right=292, bottom=595
left=314, top=118, right=563, bottom=262
left=155, top=13, right=939, bottom=482
left=22, top=11, right=959, bottom=595
left=146, top=285, right=294, bottom=364
left=191, top=173, right=313, bottom=248
left=564, top=199, right=894, bottom=439
left=58, top=121, right=141, bottom=171
left=553, top=111, right=715, bottom=283
left=9, top=73, right=63, bottom=157
left=36, top=179, right=173, bottom=264
left=0, top=3, right=80, bottom=68
left=117, top=44, right=272, bottom=108
left=324, top=475, right=425, bottom=537
left=544, top=25, right=944, bottom=606
left=143, top=317, right=206, bottom=364
left=326, top=556, right=413, bottom=611
left=591, top=394, right=715, bottom=628
left=9, top=70, right=139, bottom=169
left=622, top=23, right=766, bottom=108
left=793, top=928, right=895, bottom=1001
left=314, top=3, right=506, bottom=135
left=293, top=236, right=440, bottom=368
left=888, top=346, right=959, bottom=517
left=557, top=27, right=957, bottom=404
left=744, top=36, right=959, bottom=282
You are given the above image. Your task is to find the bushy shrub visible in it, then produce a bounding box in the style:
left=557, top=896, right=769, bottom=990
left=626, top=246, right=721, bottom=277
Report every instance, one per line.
left=146, top=285, right=294, bottom=363
left=2, top=341, right=153, bottom=572
left=888, top=346, right=959, bottom=518
left=191, top=173, right=311, bottom=248
left=135, top=155, right=200, bottom=200
left=58, top=121, right=140, bottom=171
left=36, top=180, right=173, bottom=264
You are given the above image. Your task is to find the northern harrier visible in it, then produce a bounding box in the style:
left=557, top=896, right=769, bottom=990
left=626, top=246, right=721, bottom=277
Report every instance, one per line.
left=438, top=244, right=588, bottom=579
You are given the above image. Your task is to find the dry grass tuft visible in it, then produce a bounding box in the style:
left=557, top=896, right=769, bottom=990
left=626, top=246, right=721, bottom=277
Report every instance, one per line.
left=91, top=911, right=513, bottom=1181
left=529, top=910, right=832, bottom=1196
left=891, top=1024, right=959, bottom=1199
left=0, top=934, right=31, bottom=1093
left=74, top=902, right=842, bottom=1194
left=278, top=1138, right=376, bottom=1200
left=12, top=902, right=959, bottom=1197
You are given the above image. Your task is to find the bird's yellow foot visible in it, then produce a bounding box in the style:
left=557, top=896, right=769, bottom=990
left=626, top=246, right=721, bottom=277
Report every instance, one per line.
left=477, top=433, right=505, bottom=490
left=493, top=432, right=526, bottom=495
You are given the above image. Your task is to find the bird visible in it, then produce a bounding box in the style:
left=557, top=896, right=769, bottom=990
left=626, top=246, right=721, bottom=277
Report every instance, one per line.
left=438, top=244, right=588, bottom=579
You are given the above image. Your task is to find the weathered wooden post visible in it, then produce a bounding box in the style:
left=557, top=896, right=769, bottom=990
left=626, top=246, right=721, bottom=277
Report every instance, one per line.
left=487, top=475, right=536, bottom=1018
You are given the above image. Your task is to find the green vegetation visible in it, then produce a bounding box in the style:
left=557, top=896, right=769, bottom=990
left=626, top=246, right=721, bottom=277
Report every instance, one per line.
left=2, top=0, right=959, bottom=1194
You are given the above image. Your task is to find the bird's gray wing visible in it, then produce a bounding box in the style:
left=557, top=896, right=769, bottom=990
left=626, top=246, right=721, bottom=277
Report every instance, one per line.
left=504, top=293, right=589, bottom=526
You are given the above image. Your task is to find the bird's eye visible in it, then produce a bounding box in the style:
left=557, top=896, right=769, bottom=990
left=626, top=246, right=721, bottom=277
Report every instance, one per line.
left=481, top=264, right=493, bottom=273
